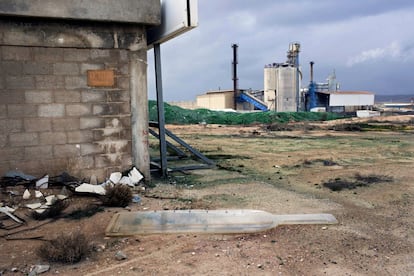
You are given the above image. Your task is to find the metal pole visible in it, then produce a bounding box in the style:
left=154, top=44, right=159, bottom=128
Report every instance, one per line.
left=154, top=43, right=168, bottom=177
left=232, top=44, right=238, bottom=110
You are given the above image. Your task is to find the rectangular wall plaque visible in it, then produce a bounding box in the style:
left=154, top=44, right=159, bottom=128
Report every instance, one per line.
left=87, top=70, right=115, bottom=87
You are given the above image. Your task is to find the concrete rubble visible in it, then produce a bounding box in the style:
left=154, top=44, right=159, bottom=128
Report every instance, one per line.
left=0, top=166, right=145, bottom=228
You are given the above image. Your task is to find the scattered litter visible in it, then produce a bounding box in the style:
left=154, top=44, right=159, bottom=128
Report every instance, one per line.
left=75, top=183, right=106, bottom=195
left=36, top=175, right=49, bottom=189
left=0, top=207, right=24, bottom=224
left=109, top=172, right=122, bottom=184
left=35, top=191, right=43, bottom=198
left=119, top=176, right=134, bottom=187
left=26, top=203, right=42, bottom=210
left=56, top=194, right=68, bottom=200
left=5, top=170, right=36, bottom=181
left=29, top=264, right=50, bottom=276
left=45, top=195, right=57, bottom=206
left=115, top=251, right=127, bottom=261
left=34, top=209, right=47, bottom=214
left=129, top=167, right=144, bottom=185
left=23, top=189, right=31, bottom=200
left=132, top=195, right=141, bottom=203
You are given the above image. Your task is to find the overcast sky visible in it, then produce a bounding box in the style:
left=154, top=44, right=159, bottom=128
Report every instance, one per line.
left=147, top=0, right=414, bottom=101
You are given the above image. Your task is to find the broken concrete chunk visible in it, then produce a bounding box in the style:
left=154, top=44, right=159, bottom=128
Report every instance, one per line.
left=129, top=167, right=143, bottom=185
left=36, top=175, right=49, bottom=189
left=26, top=203, right=42, bottom=209
left=34, top=209, right=47, bottom=214
left=115, top=250, right=127, bottom=261
left=109, top=172, right=122, bottom=184
left=119, top=176, right=134, bottom=187
left=29, top=264, right=50, bottom=276
left=35, top=191, right=43, bottom=198
left=75, top=183, right=106, bottom=195
left=0, top=207, right=24, bottom=224
left=23, top=189, right=31, bottom=200
left=56, top=194, right=68, bottom=200
left=45, top=195, right=57, bottom=206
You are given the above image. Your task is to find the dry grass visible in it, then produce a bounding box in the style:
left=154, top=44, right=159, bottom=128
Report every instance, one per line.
left=37, top=231, right=93, bottom=263
left=31, top=199, right=69, bottom=220
left=101, top=184, right=132, bottom=207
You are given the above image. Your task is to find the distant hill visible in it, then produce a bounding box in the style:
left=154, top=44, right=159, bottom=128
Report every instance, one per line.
left=375, top=94, right=414, bottom=103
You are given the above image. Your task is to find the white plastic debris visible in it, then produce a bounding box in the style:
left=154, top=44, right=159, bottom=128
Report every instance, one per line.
left=0, top=207, right=23, bottom=224
left=26, top=203, right=42, bottom=209
left=23, top=189, right=31, bottom=200
left=29, top=264, right=50, bottom=276
left=35, top=191, right=43, bottom=198
left=45, top=195, right=57, bottom=206
left=34, top=209, right=47, bottom=214
left=36, top=175, right=49, bottom=189
left=119, top=176, right=134, bottom=187
left=75, top=183, right=106, bottom=195
left=109, top=172, right=122, bottom=184
left=129, top=167, right=143, bottom=185
left=5, top=170, right=36, bottom=180
left=56, top=194, right=68, bottom=200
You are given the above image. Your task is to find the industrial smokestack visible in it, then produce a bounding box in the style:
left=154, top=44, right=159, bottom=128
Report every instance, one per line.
left=310, top=61, right=314, bottom=83
left=232, top=44, right=238, bottom=110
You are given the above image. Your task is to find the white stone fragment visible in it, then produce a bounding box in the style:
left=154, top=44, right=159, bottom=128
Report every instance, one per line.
left=119, top=176, right=134, bottom=187
left=23, top=189, right=31, bottom=200
left=109, top=172, right=122, bottom=184
left=56, top=194, right=68, bottom=200
left=35, top=209, right=47, bottom=214
left=75, top=183, right=106, bottom=195
left=45, top=195, right=57, bottom=206
left=36, top=175, right=49, bottom=189
left=35, top=191, right=43, bottom=198
left=26, top=203, right=42, bottom=209
left=129, top=167, right=143, bottom=185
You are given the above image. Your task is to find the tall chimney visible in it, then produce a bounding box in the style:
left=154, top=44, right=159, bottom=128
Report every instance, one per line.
left=232, top=44, right=238, bottom=110
left=310, top=61, right=314, bottom=83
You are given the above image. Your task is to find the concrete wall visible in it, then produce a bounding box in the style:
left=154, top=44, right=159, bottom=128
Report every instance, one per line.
left=0, top=0, right=160, bottom=24
left=197, top=91, right=234, bottom=110
left=0, top=1, right=160, bottom=181
left=0, top=45, right=135, bottom=180
left=329, top=93, right=374, bottom=107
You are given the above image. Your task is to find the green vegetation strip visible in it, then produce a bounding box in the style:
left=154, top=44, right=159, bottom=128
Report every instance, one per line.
left=149, top=101, right=344, bottom=125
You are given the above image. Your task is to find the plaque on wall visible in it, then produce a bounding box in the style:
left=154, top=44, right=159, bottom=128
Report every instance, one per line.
left=87, top=70, right=115, bottom=87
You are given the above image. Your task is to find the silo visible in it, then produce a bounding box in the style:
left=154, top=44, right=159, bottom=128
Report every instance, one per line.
left=264, top=65, right=277, bottom=110
left=276, top=65, right=299, bottom=112
left=263, top=43, right=301, bottom=112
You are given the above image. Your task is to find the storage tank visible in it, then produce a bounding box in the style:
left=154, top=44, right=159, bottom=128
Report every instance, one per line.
left=264, top=43, right=301, bottom=112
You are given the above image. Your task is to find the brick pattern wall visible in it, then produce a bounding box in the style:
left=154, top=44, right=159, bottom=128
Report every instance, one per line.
left=0, top=46, right=133, bottom=181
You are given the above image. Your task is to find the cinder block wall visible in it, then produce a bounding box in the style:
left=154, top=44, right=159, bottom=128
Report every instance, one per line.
left=0, top=45, right=133, bottom=181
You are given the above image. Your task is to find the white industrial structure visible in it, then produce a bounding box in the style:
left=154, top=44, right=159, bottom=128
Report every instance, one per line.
left=264, top=43, right=301, bottom=112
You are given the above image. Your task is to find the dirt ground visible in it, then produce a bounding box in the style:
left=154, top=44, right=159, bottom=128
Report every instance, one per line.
left=1, top=115, right=414, bottom=275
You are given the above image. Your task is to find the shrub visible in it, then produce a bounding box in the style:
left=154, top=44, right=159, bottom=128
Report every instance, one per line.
left=37, top=231, right=92, bottom=263
left=101, top=184, right=132, bottom=207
